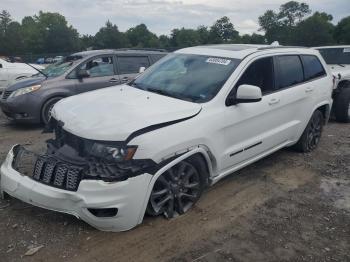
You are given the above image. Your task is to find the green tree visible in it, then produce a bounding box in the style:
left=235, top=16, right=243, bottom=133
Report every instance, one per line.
left=94, top=20, right=129, bottom=49
left=0, top=10, right=12, bottom=54
left=126, top=24, right=159, bottom=47
left=278, top=1, right=311, bottom=26
left=4, top=21, right=23, bottom=54
left=209, top=16, right=239, bottom=43
left=240, top=33, right=266, bottom=44
left=197, top=25, right=210, bottom=44
left=334, top=16, right=350, bottom=44
left=158, top=35, right=171, bottom=49
left=170, top=28, right=200, bottom=48
left=80, top=34, right=95, bottom=50
left=258, top=1, right=311, bottom=44
left=293, top=12, right=335, bottom=46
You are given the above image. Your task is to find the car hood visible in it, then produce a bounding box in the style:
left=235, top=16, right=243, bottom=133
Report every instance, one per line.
left=6, top=76, right=46, bottom=91
left=51, top=85, right=202, bottom=142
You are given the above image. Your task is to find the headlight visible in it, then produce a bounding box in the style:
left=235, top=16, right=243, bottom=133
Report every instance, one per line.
left=9, top=84, right=41, bottom=98
left=89, top=142, right=137, bottom=162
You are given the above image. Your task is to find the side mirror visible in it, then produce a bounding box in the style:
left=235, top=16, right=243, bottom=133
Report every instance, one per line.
left=226, top=84, right=262, bottom=106
left=139, top=66, right=146, bottom=73
left=77, top=69, right=90, bottom=79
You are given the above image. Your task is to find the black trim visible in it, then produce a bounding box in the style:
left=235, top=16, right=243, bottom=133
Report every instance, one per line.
left=125, top=109, right=201, bottom=143
left=229, top=141, right=262, bottom=157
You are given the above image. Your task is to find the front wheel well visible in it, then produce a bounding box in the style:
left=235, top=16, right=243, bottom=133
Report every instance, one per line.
left=338, top=80, right=350, bottom=89
left=187, top=153, right=211, bottom=185
left=40, top=96, right=66, bottom=123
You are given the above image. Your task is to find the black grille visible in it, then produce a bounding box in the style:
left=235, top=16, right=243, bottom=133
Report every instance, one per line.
left=2, top=90, right=13, bottom=100
left=33, top=155, right=84, bottom=191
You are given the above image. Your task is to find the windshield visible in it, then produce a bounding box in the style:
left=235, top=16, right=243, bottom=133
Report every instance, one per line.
left=131, top=53, right=240, bottom=103
left=35, top=55, right=83, bottom=77
left=318, top=48, right=350, bottom=65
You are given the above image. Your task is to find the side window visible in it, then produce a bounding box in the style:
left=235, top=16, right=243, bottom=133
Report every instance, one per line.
left=79, top=56, right=114, bottom=77
left=276, top=56, right=304, bottom=89
left=236, top=57, right=275, bottom=94
left=150, top=54, right=166, bottom=63
left=301, top=55, right=326, bottom=81
left=118, top=56, right=150, bottom=74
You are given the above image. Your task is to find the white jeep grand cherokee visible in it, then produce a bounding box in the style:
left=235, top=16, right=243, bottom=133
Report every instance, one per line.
left=0, top=45, right=333, bottom=232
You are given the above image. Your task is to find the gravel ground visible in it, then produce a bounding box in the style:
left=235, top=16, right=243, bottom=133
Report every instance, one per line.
left=0, top=111, right=349, bottom=262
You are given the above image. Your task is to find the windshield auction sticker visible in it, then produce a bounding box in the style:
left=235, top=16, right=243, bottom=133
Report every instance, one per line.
left=206, top=57, right=231, bottom=65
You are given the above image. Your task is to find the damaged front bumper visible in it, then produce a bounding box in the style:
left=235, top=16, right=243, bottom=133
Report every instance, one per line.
left=0, top=145, right=153, bottom=232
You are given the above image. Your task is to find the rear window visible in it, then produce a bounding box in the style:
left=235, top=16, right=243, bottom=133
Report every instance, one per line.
left=301, top=55, right=326, bottom=81
left=276, top=56, right=304, bottom=89
left=118, top=56, right=150, bottom=74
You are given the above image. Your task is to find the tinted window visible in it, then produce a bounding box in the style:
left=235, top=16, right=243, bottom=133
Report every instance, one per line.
left=276, top=56, right=304, bottom=89
left=236, top=57, right=275, bottom=94
left=318, top=48, right=350, bottom=64
left=118, top=56, right=150, bottom=74
left=301, top=55, right=326, bottom=81
left=80, top=56, right=114, bottom=77
left=151, top=54, right=166, bottom=63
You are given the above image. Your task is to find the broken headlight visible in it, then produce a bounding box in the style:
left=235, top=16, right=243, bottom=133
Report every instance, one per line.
left=88, top=142, right=137, bottom=162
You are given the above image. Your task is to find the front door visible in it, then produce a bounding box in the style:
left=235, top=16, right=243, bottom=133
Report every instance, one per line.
left=74, top=55, right=120, bottom=94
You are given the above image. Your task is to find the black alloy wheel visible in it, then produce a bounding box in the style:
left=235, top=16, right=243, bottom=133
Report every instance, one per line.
left=147, top=160, right=204, bottom=218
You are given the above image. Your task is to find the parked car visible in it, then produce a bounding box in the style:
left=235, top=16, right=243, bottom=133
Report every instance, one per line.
left=0, top=58, right=45, bottom=94
left=36, top=58, right=45, bottom=64
left=45, top=57, right=54, bottom=64
left=0, top=49, right=167, bottom=124
left=313, top=46, right=350, bottom=122
left=0, top=45, right=333, bottom=232
left=53, top=56, right=64, bottom=63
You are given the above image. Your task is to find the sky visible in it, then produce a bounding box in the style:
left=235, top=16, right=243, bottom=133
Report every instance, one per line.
left=2, top=0, right=350, bottom=36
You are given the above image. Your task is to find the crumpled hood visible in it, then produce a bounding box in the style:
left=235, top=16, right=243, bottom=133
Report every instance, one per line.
left=52, top=85, right=202, bottom=142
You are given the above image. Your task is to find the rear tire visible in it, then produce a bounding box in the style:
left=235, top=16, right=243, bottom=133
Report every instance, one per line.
left=294, top=110, right=324, bottom=153
left=334, top=87, right=350, bottom=123
left=41, top=97, right=63, bottom=124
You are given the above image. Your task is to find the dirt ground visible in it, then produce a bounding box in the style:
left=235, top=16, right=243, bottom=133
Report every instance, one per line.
left=0, top=111, right=349, bottom=262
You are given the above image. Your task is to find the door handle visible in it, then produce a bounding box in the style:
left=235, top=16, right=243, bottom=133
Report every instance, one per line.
left=305, top=87, right=313, bottom=93
left=109, top=78, right=119, bottom=83
left=121, top=77, right=129, bottom=83
left=268, top=98, right=280, bottom=105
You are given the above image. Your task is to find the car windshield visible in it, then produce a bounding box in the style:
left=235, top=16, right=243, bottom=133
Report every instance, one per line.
left=318, top=48, right=350, bottom=65
left=35, top=55, right=83, bottom=77
left=131, top=53, right=240, bottom=103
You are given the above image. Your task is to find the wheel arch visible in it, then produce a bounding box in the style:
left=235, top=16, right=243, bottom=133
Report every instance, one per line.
left=40, top=94, right=68, bottom=123
left=338, top=79, right=350, bottom=89
left=137, top=146, right=215, bottom=224
left=315, top=103, right=331, bottom=123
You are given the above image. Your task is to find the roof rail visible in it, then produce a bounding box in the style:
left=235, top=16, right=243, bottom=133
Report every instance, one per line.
left=115, top=48, right=167, bottom=52
left=257, top=46, right=306, bottom=50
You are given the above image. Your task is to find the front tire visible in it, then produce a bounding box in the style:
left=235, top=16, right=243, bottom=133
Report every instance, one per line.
left=294, top=110, right=324, bottom=153
left=334, top=87, right=350, bottom=123
left=147, top=156, right=207, bottom=218
left=41, top=97, right=63, bottom=124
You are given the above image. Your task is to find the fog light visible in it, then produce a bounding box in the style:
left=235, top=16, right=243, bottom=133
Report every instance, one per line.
left=87, top=208, right=118, bottom=217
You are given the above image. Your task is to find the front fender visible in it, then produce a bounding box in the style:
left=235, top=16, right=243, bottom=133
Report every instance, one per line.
left=136, top=146, right=214, bottom=224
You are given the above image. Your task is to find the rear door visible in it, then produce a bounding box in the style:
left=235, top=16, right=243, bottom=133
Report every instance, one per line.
left=116, top=55, right=151, bottom=84
left=73, top=55, right=120, bottom=93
